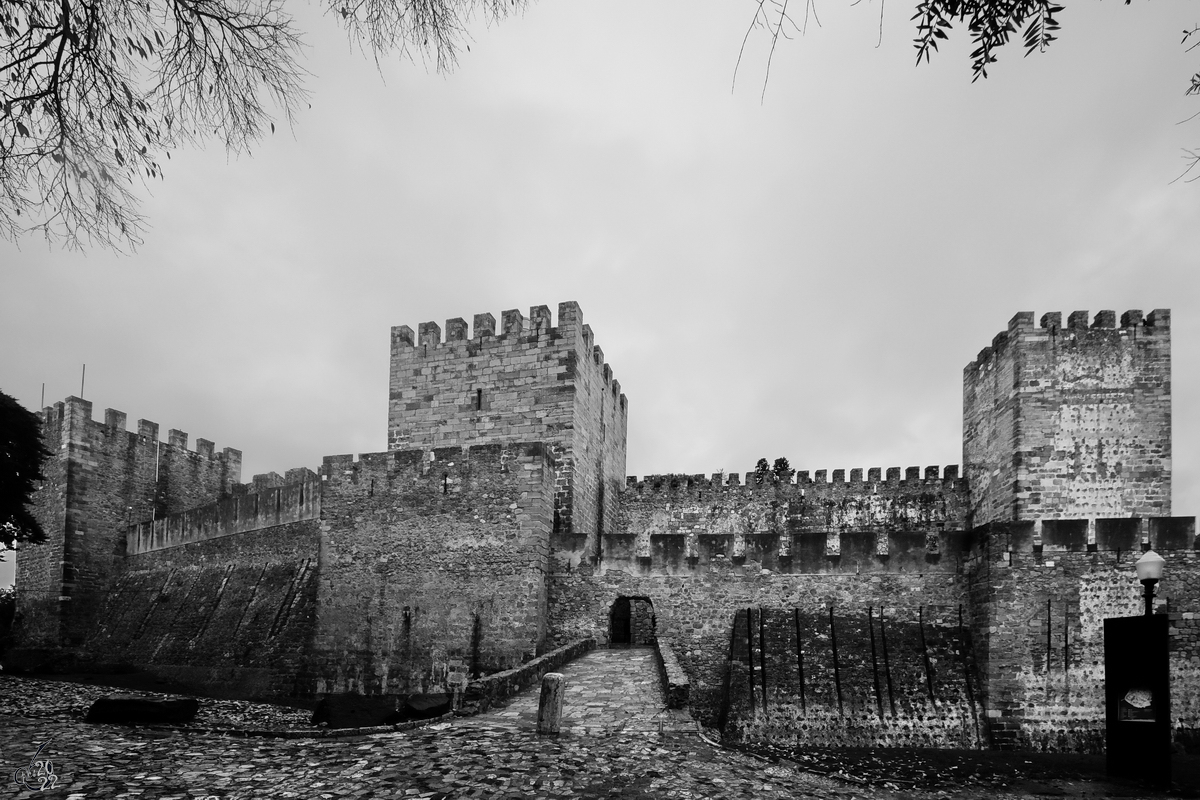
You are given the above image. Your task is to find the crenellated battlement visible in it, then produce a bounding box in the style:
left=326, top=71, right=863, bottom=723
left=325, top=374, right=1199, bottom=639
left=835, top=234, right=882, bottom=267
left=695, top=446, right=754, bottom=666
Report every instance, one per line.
left=965, top=308, right=1170, bottom=373
left=41, top=396, right=241, bottom=466
left=392, top=301, right=585, bottom=347
left=624, top=464, right=962, bottom=493
left=126, top=469, right=320, bottom=555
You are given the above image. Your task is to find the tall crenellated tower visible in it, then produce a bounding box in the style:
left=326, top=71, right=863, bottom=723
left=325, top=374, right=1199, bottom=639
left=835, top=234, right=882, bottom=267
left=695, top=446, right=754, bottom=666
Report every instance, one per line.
left=387, top=301, right=628, bottom=553
left=15, top=397, right=240, bottom=651
left=962, top=309, right=1171, bottom=527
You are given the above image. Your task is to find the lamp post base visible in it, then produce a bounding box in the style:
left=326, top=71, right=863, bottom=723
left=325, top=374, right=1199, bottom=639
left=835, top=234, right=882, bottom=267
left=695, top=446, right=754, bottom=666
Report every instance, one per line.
left=1142, top=578, right=1158, bottom=617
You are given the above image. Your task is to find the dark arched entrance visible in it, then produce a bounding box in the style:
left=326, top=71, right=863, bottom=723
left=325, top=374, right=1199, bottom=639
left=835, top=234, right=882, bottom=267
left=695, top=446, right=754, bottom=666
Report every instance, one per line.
left=609, top=596, right=655, bottom=645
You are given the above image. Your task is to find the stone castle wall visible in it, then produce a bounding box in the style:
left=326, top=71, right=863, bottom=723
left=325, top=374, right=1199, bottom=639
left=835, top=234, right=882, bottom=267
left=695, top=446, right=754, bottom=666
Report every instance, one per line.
left=964, top=309, right=1171, bottom=526
left=14, top=397, right=240, bottom=649
left=969, top=517, right=1199, bottom=751
left=126, top=469, right=320, bottom=555
left=726, top=605, right=982, bottom=750
left=79, top=520, right=320, bottom=699
left=307, top=443, right=555, bottom=696
left=546, top=467, right=975, bottom=733
left=387, top=302, right=627, bottom=550
left=10, top=302, right=1195, bottom=753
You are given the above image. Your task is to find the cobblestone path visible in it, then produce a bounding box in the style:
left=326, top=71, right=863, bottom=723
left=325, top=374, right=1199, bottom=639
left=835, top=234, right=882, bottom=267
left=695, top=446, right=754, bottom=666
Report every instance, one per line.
left=475, top=646, right=695, bottom=736
left=0, top=650, right=1148, bottom=799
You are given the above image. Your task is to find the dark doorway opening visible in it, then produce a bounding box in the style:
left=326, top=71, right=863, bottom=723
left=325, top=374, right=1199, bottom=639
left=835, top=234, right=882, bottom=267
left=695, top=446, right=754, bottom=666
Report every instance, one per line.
left=609, top=596, right=655, bottom=646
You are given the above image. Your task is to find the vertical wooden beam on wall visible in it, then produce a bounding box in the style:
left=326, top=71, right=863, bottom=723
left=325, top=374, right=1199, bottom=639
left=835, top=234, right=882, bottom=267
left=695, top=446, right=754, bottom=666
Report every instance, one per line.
left=868, top=606, right=884, bottom=717
left=880, top=606, right=896, bottom=717
left=747, top=606, right=756, bottom=712
left=919, top=605, right=936, bottom=703
left=794, top=608, right=806, bottom=714
left=718, top=610, right=739, bottom=733
left=759, top=607, right=768, bottom=714
left=1063, top=601, right=1071, bottom=698
left=830, top=606, right=843, bottom=716
left=1047, top=598, right=1053, bottom=674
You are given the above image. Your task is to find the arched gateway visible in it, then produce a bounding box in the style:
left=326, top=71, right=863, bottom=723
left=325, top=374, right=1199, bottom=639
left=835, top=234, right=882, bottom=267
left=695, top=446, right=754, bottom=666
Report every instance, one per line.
left=609, top=596, right=656, bottom=645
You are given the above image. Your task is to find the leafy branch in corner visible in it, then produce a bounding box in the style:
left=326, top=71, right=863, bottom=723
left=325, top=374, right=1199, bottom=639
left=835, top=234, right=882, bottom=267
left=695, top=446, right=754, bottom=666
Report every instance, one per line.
left=0, top=0, right=524, bottom=250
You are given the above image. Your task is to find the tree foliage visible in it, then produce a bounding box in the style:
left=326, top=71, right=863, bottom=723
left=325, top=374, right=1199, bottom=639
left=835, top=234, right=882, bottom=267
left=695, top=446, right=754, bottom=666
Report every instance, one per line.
left=0, top=390, right=49, bottom=553
left=0, top=0, right=523, bottom=249
left=4, top=0, right=1198, bottom=250
left=742, top=0, right=1200, bottom=174
left=772, top=456, right=793, bottom=483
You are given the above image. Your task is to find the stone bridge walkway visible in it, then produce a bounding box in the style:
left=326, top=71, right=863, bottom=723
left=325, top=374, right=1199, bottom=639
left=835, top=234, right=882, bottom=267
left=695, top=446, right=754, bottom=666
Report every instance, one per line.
left=466, top=645, right=697, bottom=736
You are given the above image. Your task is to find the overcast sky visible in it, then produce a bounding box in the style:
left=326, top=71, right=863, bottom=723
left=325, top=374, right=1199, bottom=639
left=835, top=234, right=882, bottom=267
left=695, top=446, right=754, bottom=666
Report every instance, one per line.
left=3, top=1, right=1198, bottom=588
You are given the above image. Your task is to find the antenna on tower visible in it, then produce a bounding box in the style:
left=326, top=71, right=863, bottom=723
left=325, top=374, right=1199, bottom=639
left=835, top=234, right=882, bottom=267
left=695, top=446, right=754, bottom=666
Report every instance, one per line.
left=80, top=364, right=86, bottom=398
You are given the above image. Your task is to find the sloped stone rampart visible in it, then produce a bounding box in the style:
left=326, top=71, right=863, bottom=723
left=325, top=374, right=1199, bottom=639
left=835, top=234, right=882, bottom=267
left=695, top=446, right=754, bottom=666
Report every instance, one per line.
left=78, top=521, right=320, bottom=699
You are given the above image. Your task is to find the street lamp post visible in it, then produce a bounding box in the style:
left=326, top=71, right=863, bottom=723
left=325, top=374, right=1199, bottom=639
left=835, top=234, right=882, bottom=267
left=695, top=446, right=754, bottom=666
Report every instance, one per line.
left=1135, top=550, right=1166, bottom=617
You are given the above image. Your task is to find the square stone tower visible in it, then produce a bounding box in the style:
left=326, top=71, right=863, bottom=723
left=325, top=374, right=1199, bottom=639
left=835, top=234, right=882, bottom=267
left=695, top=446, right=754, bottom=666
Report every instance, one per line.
left=962, top=309, right=1171, bottom=526
left=387, top=301, right=628, bottom=554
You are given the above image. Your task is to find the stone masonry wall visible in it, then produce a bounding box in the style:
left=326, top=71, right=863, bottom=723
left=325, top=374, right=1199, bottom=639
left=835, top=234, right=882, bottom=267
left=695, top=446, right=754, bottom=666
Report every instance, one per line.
left=553, top=466, right=969, bottom=575
left=548, top=467, right=975, bottom=729
left=81, top=521, right=319, bottom=699
left=548, top=561, right=972, bottom=731
left=968, top=516, right=1199, bottom=751
left=727, top=605, right=982, bottom=749
left=308, top=443, right=554, bottom=696
left=386, top=302, right=627, bottom=550
left=126, top=469, right=319, bottom=555
left=13, top=413, right=69, bottom=649
left=14, top=397, right=241, bottom=649
left=964, top=310, right=1171, bottom=526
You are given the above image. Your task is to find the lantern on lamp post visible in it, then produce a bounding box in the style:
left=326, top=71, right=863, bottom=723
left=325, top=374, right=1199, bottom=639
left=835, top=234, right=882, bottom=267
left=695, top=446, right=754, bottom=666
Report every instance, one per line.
left=1135, top=550, right=1166, bottom=617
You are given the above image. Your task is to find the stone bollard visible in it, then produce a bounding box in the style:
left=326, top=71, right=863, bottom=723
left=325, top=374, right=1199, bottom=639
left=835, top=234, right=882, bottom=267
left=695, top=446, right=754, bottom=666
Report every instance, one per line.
left=537, top=672, right=566, bottom=735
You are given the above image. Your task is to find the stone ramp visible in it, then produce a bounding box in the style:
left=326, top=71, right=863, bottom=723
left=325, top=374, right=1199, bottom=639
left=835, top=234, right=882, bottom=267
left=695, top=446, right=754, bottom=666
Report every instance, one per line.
left=466, top=646, right=697, bottom=736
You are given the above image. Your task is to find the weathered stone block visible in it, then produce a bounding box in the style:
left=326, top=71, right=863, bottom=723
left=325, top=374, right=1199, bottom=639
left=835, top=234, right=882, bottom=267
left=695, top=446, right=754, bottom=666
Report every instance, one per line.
left=85, top=693, right=199, bottom=725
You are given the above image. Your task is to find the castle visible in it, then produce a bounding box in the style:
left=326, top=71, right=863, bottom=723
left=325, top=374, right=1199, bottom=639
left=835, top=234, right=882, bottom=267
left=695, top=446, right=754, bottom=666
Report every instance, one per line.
left=10, top=302, right=1198, bottom=751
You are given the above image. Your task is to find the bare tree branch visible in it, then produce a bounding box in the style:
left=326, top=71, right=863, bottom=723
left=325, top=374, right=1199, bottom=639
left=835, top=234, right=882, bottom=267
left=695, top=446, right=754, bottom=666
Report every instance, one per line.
left=0, top=0, right=522, bottom=250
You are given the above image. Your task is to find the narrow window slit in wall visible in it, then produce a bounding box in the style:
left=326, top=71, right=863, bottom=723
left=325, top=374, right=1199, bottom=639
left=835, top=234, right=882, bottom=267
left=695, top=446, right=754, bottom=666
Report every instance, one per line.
left=476, top=388, right=483, bottom=411
left=443, top=473, right=449, bottom=494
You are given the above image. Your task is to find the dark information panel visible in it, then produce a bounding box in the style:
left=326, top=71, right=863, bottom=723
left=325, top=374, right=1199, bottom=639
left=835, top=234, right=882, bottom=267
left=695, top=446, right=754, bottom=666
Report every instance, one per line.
left=1105, top=614, right=1171, bottom=788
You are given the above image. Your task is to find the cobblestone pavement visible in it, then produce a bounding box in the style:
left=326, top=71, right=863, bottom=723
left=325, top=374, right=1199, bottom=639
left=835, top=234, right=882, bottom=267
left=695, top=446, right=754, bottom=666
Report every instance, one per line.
left=477, top=647, right=695, bottom=736
left=0, top=652, right=1171, bottom=800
